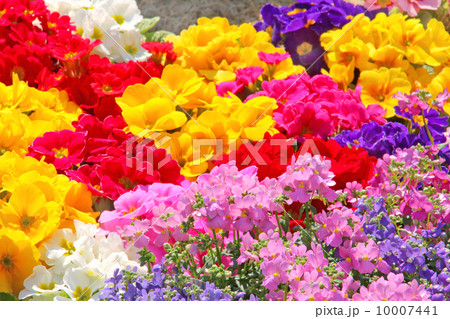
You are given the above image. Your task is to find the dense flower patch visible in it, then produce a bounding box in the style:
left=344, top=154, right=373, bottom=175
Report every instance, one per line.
left=1, top=0, right=450, bottom=302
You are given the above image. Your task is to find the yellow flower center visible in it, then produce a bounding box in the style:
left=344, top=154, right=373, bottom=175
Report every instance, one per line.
left=273, top=272, right=279, bottom=277
left=61, top=238, right=76, bottom=256
left=76, top=28, right=84, bottom=36
left=363, top=256, right=369, bottom=260
left=73, top=286, right=92, bottom=301
left=102, top=84, right=113, bottom=93
left=53, top=147, right=69, bottom=159
left=47, top=22, right=57, bottom=28
left=296, top=42, right=313, bottom=57
left=92, top=27, right=103, bottom=40
left=113, top=15, right=125, bottom=25
left=39, top=282, right=56, bottom=290
left=334, top=228, right=340, bottom=233
left=124, top=44, right=138, bottom=56
left=299, top=182, right=305, bottom=188
left=64, top=52, right=78, bottom=60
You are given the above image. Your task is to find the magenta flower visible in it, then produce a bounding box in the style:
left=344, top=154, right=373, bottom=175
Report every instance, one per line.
left=235, top=67, right=264, bottom=85
left=28, top=130, right=86, bottom=170
left=257, top=51, right=290, bottom=65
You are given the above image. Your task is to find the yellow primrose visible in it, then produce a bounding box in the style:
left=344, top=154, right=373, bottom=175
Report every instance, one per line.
left=0, top=229, right=40, bottom=296
left=59, top=183, right=99, bottom=230
left=121, top=97, right=188, bottom=135
left=167, top=17, right=302, bottom=82
left=358, top=67, right=412, bottom=118
left=0, top=184, right=60, bottom=245
left=0, top=109, right=30, bottom=156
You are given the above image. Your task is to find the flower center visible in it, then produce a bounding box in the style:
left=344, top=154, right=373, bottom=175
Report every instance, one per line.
left=39, top=282, right=56, bottom=290
left=92, top=27, right=103, bottom=40
left=64, top=52, right=78, bottom=60
left=73, top=286, right=92, bottom=301
left=21, top=216, right=35, bottom=229
left=53, top=147, right=69, bottom=159
left=296, top=42, right=313, bottom=57
left=61, top=238, right=76, bottom=256
left=113, top=15, right=125, bottom=25
left=102, top=84, right=113, bottom=93
left=1, top=256, right=13, bottom=269
left=124, top=45, right=138, bottom=56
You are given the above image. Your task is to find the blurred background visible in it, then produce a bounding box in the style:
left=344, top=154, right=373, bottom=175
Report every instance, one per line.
left=136, top=0, right=293, bottom=33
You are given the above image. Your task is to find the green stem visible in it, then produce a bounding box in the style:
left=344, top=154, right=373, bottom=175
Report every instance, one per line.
left=275, top=212, right=284, bottom=238
left=422, top=110, right=435, bottom=146
left=212, top=229, right=222, bottom=265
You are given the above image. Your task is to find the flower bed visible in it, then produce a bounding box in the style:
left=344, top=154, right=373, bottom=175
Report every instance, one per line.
left=1, top=0, right=450, bottom=302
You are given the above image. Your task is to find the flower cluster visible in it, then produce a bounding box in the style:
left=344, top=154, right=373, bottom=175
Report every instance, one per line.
left=1, top=0, right=450, bottom=303
left=19, top=221, right=145, bottom=300
left=44, top=0, right=151, bottom=62
left=254, top=0, right=386, bottom=74
left=321, top=12, right=450, bottom=117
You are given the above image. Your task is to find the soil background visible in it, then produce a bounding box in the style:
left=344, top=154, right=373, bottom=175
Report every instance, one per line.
left=136, top=0, right=294, bottom=34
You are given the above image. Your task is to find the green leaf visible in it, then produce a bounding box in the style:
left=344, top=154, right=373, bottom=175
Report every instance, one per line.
left=137, top=17, right=160, bottom=34
left=145, top=30, right=174, bottom=43
left=0, top=292, right=18, bottom=301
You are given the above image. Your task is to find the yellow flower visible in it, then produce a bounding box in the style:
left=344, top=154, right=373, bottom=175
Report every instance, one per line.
left=167, top=17, right=303, bottom=82
left=121, top=97, right=187, bottom=134
left=60, top=183, right=99, bottom=230
left=358, top=67, right=411, bottom=118
left=0, top=109, right=30, bottom=156
left=0, top=183, right=60, bottom=245
left=0, top=228, right=40, bottom=296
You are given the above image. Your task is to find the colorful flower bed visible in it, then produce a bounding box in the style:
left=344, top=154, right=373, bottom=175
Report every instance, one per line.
left=1, top=0, right=450, bottom=302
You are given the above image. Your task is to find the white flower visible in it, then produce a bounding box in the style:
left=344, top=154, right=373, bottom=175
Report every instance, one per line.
left=56, top=261, right=106, bottom=301
left=96, top=0, right=143, bottom=31
left=19, top=266, right=63, bottom=301
left=39, top=227, right=95, bottom=275
left=103, top=28, right=151, bottom=62
left=44, top=0, right=94, bottom=15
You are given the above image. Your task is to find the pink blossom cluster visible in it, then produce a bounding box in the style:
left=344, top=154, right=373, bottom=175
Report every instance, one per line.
left=246, top=74, right=386, bottom=139
left=366, top=147, right=450, bottom=226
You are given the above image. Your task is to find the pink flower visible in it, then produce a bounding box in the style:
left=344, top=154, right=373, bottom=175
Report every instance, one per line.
left=257, top=52, right=290, bottom=65
left=235, top=67, right=264, bottom=85
left=261, top=256, right=290, bottom=291
left=123, top=220, right=150, bottom=249
left=394, top=0, right=441, bottom=17
left=351, top=239, right=379, bottom=273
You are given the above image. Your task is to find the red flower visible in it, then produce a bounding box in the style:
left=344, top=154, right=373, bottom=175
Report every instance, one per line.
left=215, top=132, right=295, bottom=180
left=310, top=138, right=377, bottom=190
left=68, top=143, right=183, bottom=200
left=52, top=35, right=100, bottom=78
left=142, top=41, right=177, bottom=65
left=27, top=130, right=87, bottom=170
